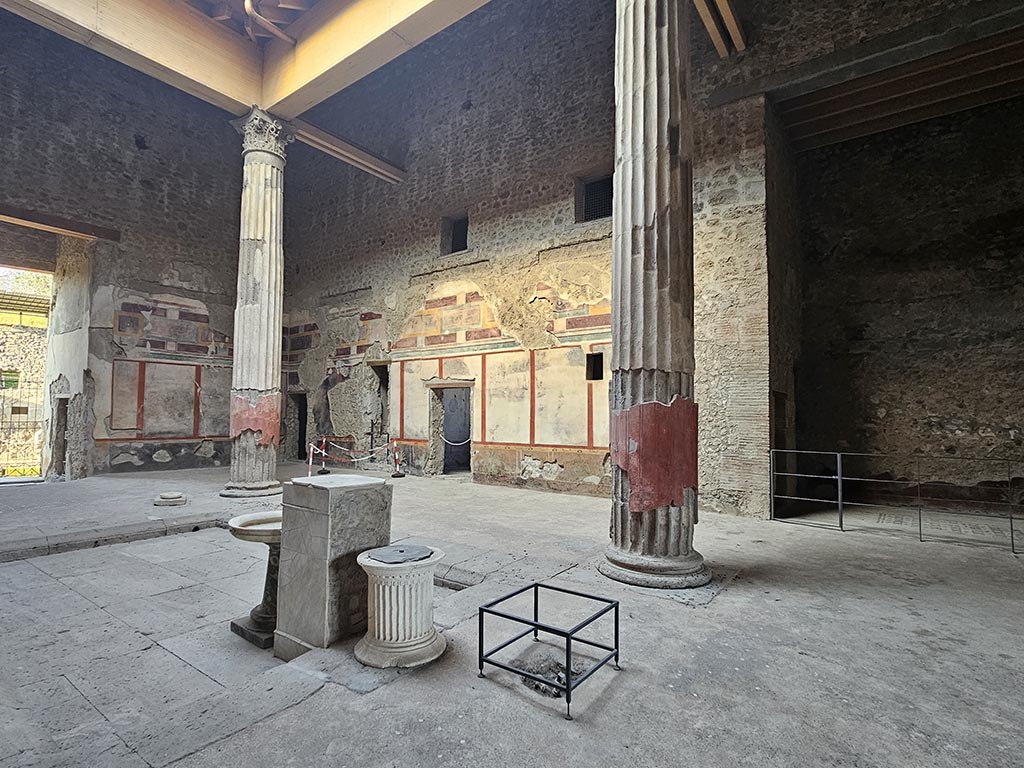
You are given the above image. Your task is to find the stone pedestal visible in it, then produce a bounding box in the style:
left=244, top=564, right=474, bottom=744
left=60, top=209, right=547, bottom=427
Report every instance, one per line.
left=599, top=0, right=711, bottom=588
left=226, top=510, right=283, bottom=649
left=274, top=475, right=393, bottom=661
left=354, top=545, right=446, bottom=669
left=222, top=106, right=293, bottom=498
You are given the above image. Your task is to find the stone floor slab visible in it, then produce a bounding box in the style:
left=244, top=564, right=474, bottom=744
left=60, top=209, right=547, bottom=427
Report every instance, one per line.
left=57, top=558, right=197, bottom=607
left=114, top=535, right=227, bottom=565
left=100, top=584, right=253, bottom=640
left=117, top=664, right=324, bottom=767
left=156, top=623, right=282, bottom=688
left=63, top=645, right=224, bottom=727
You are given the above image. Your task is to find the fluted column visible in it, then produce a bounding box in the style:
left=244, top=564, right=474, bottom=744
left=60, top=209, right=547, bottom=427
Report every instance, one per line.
left=222, top=106, right=292, bottom=498
left=598, top=0, right=711, bottom=588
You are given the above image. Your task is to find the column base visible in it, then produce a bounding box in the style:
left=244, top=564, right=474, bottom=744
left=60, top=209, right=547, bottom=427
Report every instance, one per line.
left=230, top=615, right=275, bottom=649
left=598, top=546, right=712, bottom=589
left=220, top=481, right=283, bottom=498
left=355, top=629, right=447, bottom=669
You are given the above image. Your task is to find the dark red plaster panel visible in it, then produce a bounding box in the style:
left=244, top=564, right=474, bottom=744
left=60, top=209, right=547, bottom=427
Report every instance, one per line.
left=230, top=391, right=282, bottom=446
left=610, top=396, right=698, bottom=514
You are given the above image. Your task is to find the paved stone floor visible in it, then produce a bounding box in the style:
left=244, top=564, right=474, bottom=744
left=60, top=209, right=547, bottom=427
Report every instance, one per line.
left=1, top=469, right=1021, bottom=767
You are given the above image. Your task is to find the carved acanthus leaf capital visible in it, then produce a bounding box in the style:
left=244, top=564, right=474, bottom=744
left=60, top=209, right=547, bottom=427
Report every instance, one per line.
left=231, top=105, right=295, bottom=158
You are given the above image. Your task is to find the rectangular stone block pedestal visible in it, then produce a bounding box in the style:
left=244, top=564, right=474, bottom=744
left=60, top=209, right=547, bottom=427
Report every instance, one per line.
left=274, top=475, right=392, bottom=661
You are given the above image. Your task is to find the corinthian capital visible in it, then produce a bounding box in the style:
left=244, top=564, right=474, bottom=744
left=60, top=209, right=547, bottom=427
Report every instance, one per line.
left=231, top=105, right=295, bottom=158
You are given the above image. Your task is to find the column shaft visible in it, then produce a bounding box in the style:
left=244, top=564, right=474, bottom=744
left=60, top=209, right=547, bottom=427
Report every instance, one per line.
left=223, top=106, right=291, bottom=497
left=599, top=0, right=711, bottom=588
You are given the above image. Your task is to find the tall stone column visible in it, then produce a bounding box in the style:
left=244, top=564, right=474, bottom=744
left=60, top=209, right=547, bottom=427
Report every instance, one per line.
left=598, top=0, right=711, bottom=588
left=222, top=106, right=292, bottom=498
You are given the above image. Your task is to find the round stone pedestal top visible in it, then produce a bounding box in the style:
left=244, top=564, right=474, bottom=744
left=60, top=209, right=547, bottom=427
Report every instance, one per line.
left=227, top=510, right=282, bottom=545
left=367, top=544, right=433, bottom=564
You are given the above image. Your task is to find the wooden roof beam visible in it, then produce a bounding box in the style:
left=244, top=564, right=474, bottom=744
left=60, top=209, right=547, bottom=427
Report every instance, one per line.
left=714, top=0, right=745, bottom=53
left=0, top=0, right=262, bottom=114
left=261, top=0, right=493, bottom=119
left=693, top=0, right=729, bottom=59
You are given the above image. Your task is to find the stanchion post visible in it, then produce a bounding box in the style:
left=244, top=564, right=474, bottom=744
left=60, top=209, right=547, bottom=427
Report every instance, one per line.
left=317, top=436, right=330, bottom=475
left=391, top=441, right=405, bottom=478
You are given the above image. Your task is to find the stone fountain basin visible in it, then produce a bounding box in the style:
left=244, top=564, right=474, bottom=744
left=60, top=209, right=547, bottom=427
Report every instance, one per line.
left=227, top=510, right=282, bottom=545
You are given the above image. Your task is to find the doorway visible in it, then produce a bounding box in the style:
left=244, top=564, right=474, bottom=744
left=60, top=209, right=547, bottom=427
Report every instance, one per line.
left=51, top=397, right=68, bottom=477
left=289, top=393, right=308, bottom=460
left=442, top=387, right=471, bottom=473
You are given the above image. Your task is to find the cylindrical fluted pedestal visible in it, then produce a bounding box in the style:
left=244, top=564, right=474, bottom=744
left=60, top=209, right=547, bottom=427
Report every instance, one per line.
left=601, top=0, right=710, bottom=588
left=355, top=546, right=446, bottom=669
left=222, top=106, right=292, bottom=498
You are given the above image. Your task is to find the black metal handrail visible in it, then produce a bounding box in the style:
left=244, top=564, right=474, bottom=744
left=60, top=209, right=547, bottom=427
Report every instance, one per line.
left=770, top=449, right=1021, bottom=554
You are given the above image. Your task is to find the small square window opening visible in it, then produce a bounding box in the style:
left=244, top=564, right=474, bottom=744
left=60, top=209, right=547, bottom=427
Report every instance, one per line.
left=576, top=175, right=613, bottom=222
left=586, top=352, right=604, bottom=381
left=441, top=215, right=469, bottom=255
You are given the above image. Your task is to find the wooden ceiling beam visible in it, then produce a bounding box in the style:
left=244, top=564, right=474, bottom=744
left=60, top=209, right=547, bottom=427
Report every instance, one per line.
left=262, top=0, right=492, bottom=119
left=693, top=0, right=729, bottom=58
left=793, top=80, right=1024, bottom=151
left=288, top=118, right=407, bottom=184
left=0, top=0, right=261, bottom=114
left=778, top=28, right=1024, bottom=117
left=713, top=0, right=745, bottom=52
left=783, top=42, right=1024, bottom=129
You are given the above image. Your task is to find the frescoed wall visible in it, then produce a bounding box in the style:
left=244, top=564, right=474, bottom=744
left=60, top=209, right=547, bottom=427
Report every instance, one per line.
left=283, top=276, right=613, bottom=495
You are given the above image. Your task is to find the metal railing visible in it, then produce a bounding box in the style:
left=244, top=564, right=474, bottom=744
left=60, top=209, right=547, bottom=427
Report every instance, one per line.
left=0, top=380, right=44, bottom=478
left=770, top=449, right=1021, bottom=554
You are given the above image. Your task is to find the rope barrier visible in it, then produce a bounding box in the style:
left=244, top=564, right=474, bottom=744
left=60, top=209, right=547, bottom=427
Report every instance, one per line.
left=306, top=439, right=395, bottom=474
left=438, top=435, right=472, bottom=447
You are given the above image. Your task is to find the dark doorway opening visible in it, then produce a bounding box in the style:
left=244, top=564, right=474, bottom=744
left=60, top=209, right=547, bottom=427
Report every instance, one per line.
left=289, top=393, right=308, bottom=461
left=442, top=387, right=471, bottom=473
left=52, top=397, right=68, bottom=477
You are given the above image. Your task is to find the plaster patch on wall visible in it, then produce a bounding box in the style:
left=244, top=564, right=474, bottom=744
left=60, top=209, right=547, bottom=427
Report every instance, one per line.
left=520, top=456, right=565, bottom=481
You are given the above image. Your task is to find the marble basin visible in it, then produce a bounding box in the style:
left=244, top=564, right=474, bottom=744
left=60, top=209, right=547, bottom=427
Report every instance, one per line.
left=227, top=510, right=282, bottom=545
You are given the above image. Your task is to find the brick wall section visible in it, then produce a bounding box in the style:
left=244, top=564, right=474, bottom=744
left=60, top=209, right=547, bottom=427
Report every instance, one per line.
left=0, top=11, right=242, bottom=474
left=796, top=95, right=1024, bottom=482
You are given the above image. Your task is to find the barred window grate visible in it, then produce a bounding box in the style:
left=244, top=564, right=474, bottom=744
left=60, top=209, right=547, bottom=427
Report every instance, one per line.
left=577, top=176, right=613, bottom=222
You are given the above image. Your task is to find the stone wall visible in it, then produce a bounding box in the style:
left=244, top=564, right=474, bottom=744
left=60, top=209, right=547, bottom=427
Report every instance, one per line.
left=0, top=224, right=57, bottom=273
left=0, top=321, right=47, bottom=476
left=280, top=0, right=791, bottom=514
left=765, top=101, right=803, bottom=457
left=691, top=0, right=996, bottom=102
left=0, top=11, right=242, bottom=476
left=283, top=0, right=618, bottom=494
left=796, top=95, right=1024, bottom=482
left=692, top=96, right=772, bottom=517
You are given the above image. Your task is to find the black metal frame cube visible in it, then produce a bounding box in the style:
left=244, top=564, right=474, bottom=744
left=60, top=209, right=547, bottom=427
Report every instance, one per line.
left=477, top=582, right=620, bottom=720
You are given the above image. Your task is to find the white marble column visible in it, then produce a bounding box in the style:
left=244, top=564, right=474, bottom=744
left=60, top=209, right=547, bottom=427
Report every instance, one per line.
left=598, top=0, right=711, bottom=588
left=222, top=106, right=292, bottom=497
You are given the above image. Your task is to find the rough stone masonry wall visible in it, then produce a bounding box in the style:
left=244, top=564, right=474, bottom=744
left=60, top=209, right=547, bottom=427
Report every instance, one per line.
left=282, top=0, right=796, bottom=513
left=0, top=223, right=58, bottom=273
left=0, top=11, right=242, bottom=476
left=0, top=322, right=48, bottom=476
left=796, top=95, right=1024, bottom=484
left=691, top=0, right=991, bottom=102
left=692, top=96, right=772, bottom=517
left=284, top=0, right=617, bottom=494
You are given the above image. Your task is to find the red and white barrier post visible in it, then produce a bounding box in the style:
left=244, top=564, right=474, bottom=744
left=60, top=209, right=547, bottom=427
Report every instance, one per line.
left=391, top=441, right=405, bottom=478
left=318, top=436, right=330, bottom=475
